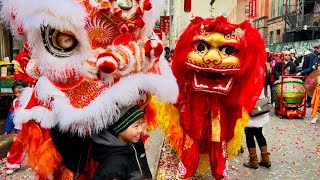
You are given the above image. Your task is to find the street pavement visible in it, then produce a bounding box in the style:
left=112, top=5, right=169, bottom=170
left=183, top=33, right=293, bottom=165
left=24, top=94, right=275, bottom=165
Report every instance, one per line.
left=0, top=108, right=319, bottom=179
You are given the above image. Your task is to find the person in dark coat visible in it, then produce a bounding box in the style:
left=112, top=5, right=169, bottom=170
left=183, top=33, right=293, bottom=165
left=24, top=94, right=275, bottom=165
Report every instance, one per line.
left=272, top=50, right=297, bottom=80
left=296, top=47, right=319, bottom=107
left=92, top=105, right=152, bottom=180
left=297, top=51, right=318, bottom=76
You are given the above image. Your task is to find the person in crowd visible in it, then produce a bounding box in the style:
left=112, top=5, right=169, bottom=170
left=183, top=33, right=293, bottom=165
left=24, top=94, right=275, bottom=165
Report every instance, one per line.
left=164, top=47, right=172, bottom=66
left=92, top=105, right=152, bottom=180
left=290, top=49, right=299, bottom=66
left=264, top=48, right=277, bottom=105
left=243, top=92, right=271, bottom=169
left=297, top=45, right=320, bottom=108
left=299, top=50, right=312, bottom=68
left=296, top=52, right=303, bottom=71
left=164, top=47, right=171, bottom=60
left=273, top=50, right=297, bottom=80
left=3, top=80, right=28, bottom=175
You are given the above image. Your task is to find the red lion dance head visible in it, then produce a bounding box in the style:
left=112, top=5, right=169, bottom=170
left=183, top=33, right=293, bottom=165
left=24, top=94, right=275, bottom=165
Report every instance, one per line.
left=171, top=16, right=266, bottom=179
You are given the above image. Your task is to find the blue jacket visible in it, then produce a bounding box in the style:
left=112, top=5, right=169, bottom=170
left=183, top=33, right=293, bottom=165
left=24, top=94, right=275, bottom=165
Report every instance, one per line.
left=301, top=53, right=319, bottom=75
left=4, top=111, right=15, bottom=133
left=4, top=100, right=20, bottom=134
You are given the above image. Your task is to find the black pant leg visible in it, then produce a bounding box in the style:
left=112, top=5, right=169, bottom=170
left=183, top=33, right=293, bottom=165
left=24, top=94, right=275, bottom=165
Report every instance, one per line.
left=254, top=127, right=267, bottom=147
left=245, top=127, right=256, bottom=148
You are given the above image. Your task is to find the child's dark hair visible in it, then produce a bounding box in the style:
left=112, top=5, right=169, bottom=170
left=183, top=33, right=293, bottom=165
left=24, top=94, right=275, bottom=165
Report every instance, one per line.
left=12, top=80, right=28, bottom=92
left=164, top=47, right=170, bottom=54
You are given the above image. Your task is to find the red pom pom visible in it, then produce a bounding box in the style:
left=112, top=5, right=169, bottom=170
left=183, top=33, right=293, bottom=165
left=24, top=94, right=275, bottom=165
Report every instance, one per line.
left=127, top=22, right=135, bottom=32
left=143, top=0, right=152, bottom=11
left=136, top=7, right=144, bottom=15
left=99, top=2, right=111, bottom=13
left=113, top=7, right=122, bottom=17
left=144, top=39, right=163, bottom=59
left=135, top=17, right=145, bottom=28
left=96, top=53, right=119, bottom=74
left=153, top=42, right=163, bottom=58
left=119, top=23, right=129, bottom=33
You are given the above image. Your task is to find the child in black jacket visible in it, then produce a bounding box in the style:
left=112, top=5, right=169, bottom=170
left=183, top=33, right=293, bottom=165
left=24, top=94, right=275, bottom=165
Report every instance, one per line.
left=92, top=105, right=152, bottom=180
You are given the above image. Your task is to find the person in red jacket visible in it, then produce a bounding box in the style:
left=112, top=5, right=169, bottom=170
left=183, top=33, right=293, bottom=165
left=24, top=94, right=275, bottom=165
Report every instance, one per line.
left=264, top=48, right=278, bottom=106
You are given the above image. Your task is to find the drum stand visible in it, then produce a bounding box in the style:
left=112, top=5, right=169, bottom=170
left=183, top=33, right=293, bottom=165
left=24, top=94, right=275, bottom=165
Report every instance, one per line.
left=274, top=56, right=307, bottom=119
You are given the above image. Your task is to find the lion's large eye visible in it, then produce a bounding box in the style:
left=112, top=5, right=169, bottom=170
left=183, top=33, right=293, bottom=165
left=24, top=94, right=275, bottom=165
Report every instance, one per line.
left=41, top=25, right=78, bottom=57
left=194, top=40, right=209, bottom=53
left=219, top=45, right=238, bottom=56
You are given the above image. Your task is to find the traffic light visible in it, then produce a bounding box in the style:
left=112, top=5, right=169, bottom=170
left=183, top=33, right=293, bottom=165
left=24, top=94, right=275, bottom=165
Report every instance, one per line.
left=303, top=25, right=307, bottom=30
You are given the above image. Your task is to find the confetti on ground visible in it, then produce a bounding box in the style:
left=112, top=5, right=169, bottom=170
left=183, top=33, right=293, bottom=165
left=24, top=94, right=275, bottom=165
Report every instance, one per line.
left=156, top=109, right=320, bottom=179
left=0, top=157, right=34, bottom=180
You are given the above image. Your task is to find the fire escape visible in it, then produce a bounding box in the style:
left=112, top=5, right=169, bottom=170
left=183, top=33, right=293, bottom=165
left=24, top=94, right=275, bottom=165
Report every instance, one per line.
left=283, top=0, right=320, bottom=42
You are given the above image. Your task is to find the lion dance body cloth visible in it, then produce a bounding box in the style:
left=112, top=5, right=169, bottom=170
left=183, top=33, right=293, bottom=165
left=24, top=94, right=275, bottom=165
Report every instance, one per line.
left=157, top=16, right=266, bottom=179
left=1, top=0, right=178, bottom=179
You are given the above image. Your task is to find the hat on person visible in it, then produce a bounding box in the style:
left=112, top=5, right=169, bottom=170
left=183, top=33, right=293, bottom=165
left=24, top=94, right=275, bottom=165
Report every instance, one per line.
left=304, top=50, right=312, bottom=56
left=290, top=49, right=296, bottom=54
left=314, top=43, right=320, bottom=48
left=108, top=105, right=144, bottom=136
left=282, top=50, right=290, bottom=55
left=265, top=48, right=270, bottom=53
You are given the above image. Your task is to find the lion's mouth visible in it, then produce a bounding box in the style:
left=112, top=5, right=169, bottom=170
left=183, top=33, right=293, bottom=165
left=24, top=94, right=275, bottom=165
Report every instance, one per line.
left=192, top=71, right=236, bottom=95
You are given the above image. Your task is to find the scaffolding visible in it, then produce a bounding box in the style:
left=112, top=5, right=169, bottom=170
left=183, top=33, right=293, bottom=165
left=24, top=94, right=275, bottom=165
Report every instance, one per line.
left=283, top=0, right=320, bottom=42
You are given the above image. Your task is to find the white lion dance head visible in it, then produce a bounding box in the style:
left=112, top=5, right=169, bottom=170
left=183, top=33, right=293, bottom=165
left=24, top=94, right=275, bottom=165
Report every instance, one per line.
left=1, top=0, right=177, bottom=178
left=1, top=0, right=178, bottom=134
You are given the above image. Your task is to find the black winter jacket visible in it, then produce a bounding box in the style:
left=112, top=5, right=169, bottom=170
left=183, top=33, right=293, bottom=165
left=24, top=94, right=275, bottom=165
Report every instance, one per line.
left=301, top=53, right=319, bottom=75
left=272, top=60, right=297, bottom=80
left=92, top=129, right=152, bottom=180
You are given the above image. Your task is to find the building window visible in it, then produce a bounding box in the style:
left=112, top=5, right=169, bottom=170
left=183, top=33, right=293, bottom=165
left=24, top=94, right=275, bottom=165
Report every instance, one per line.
left=269, top=31, right=274, bottom=44
left=271, top=0, right=275, bottom=18
left=286, top=0, right=290, bottom=13
left=278, top=0, right=283, bottom=17
left=276, top=29, right=281, bottom=43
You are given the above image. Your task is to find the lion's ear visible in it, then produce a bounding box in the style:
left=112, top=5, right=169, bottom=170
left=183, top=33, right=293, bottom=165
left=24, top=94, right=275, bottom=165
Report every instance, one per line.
left=0, top=0, right=26, bottom=40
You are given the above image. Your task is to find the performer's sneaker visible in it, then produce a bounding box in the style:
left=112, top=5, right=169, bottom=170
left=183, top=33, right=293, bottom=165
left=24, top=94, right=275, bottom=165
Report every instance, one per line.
left=311, top=117, right=318, bottom=124
left=5, top=169, right=16, bottom=175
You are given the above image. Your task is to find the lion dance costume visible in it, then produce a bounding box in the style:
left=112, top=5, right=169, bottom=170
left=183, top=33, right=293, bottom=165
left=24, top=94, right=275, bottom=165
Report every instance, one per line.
left=156, top=16, right=266, bottom=179
left=1, top=0, right=178, bottom=179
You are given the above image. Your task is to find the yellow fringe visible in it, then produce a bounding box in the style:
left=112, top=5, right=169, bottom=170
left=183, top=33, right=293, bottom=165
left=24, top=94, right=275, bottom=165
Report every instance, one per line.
left=151, top=97, right=248, bottom=158
left=151, top=97, right=183, bottom=157
left=227, top=108, right=248, bottom=157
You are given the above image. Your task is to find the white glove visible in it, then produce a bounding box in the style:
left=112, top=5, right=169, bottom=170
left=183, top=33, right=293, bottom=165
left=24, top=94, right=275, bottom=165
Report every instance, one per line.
left=279, top=76, right=282, bottom=80
left=296, top=72, right=301, bottom=76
